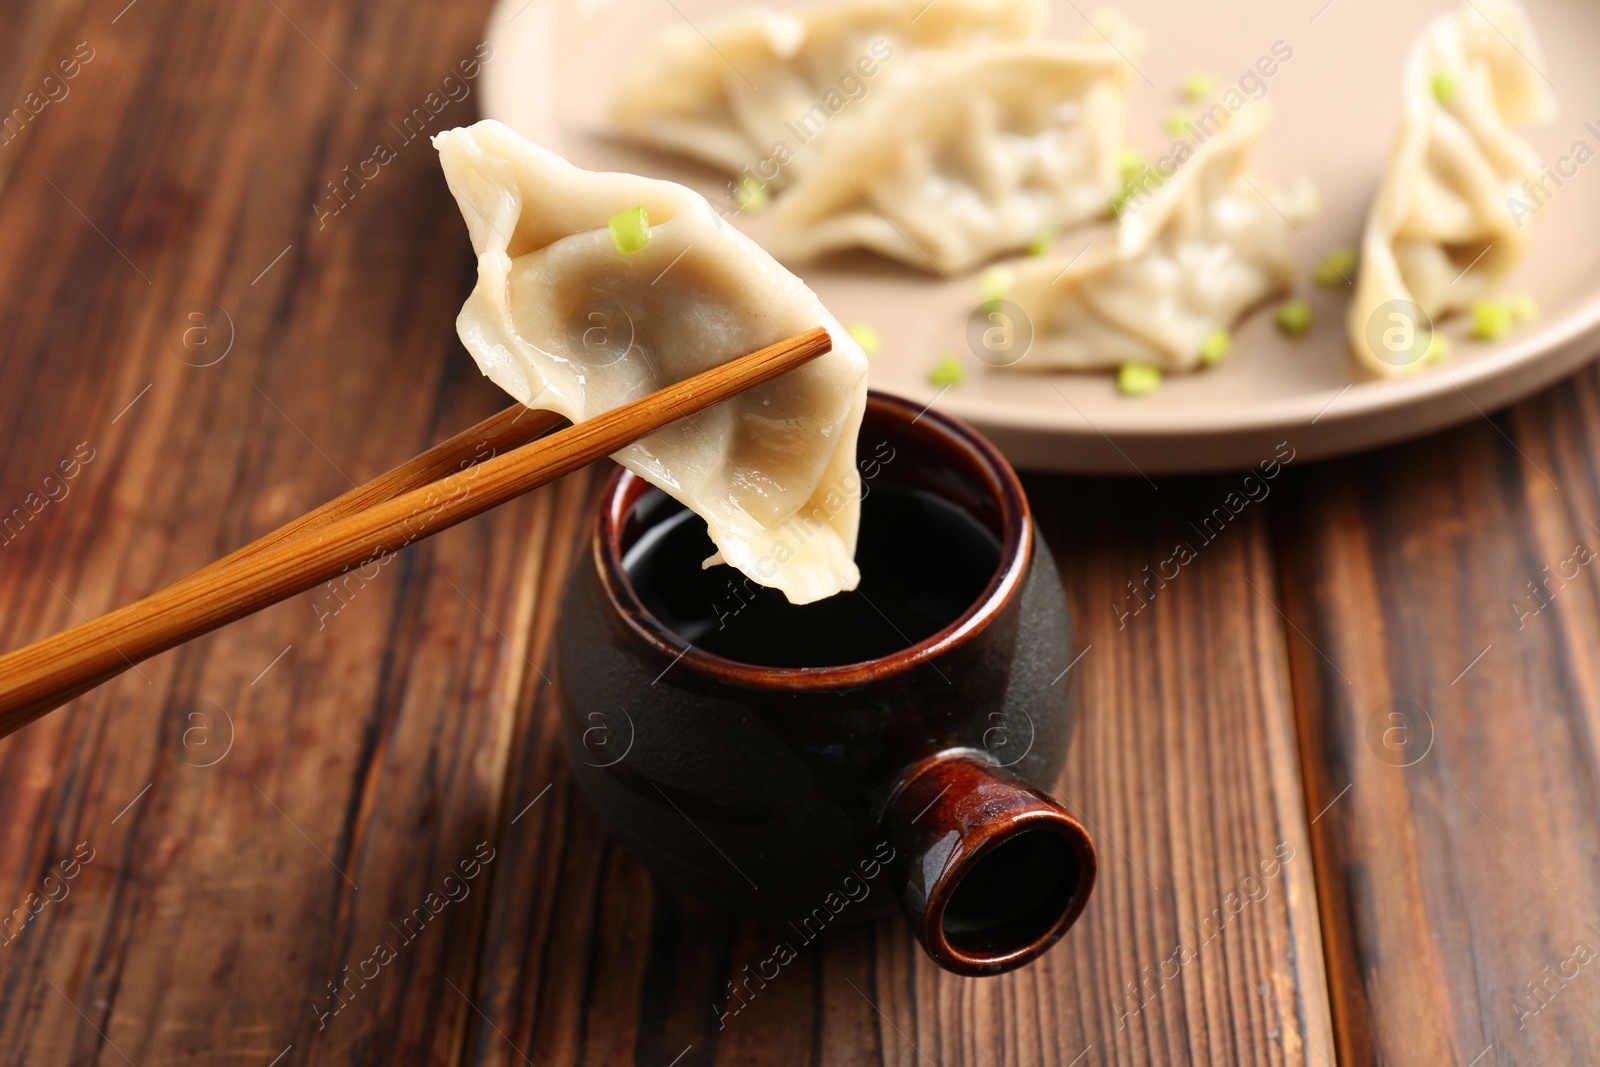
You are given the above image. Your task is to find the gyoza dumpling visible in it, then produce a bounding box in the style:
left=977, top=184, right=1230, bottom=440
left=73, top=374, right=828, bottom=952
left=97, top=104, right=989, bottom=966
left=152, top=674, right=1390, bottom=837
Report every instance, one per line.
left=434, top=120, right=869, bottom=604
left=609, top=0, right=1044, bottom=192
left=771, top=38, right=1135, bottom=274
left=1348, top=0, right=1556, bottom=377
left=1001, top=104, right=1314, bottom=371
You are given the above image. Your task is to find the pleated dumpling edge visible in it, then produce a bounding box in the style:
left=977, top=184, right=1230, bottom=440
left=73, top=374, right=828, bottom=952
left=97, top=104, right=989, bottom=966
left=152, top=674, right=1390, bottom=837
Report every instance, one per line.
left=434, top=121, right=870, bottom=605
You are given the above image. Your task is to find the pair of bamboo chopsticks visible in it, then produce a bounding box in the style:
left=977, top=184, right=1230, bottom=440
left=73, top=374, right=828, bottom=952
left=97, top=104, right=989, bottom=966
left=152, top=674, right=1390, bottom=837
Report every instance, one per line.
left=0, top=327, right=833, bottom=739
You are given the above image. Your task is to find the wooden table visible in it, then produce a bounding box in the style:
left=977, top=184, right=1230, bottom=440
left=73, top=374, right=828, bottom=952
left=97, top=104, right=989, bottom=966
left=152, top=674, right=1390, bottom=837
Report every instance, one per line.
left=0, top=2, right=1595, bottom=1064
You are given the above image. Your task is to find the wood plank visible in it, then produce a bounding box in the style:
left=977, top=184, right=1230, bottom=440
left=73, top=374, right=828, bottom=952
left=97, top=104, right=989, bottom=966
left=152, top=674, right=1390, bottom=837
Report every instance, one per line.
left=0, top=0, right=93, bottom=193
left=1276, top=365, right=1600, bottom=1067
left=0, top=0, right=545, bottom=1064
left=463, top=469, right=1335, bottom=1066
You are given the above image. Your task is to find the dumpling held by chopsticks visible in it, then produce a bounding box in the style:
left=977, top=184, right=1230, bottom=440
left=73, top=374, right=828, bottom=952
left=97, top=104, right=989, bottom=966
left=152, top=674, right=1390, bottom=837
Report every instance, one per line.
left=434, top=120, right=869, bottom=604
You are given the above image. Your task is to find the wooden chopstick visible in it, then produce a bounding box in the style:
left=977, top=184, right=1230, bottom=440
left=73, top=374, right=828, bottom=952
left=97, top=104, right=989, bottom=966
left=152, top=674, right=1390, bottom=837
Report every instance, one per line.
left=193, top=403, right=567, bottom=578
left=32, top=403, right=569, bottom=720
left=0, top=326, right=832, bottom=737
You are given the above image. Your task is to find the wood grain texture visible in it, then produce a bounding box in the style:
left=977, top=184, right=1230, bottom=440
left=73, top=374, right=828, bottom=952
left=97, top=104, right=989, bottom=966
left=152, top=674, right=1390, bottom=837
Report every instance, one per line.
left=0, top=0, right=92, bottom=192
left=462, top=472, right=1334, bottom=1067
left=1276, top=368, right=1600, bottom=1067
left=0, top=0, right=537, bottom=1063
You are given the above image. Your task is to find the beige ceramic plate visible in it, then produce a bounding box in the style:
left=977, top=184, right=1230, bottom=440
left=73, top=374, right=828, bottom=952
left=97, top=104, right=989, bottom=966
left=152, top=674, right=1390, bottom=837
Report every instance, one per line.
left=480, top=0, right=1600, bottom=472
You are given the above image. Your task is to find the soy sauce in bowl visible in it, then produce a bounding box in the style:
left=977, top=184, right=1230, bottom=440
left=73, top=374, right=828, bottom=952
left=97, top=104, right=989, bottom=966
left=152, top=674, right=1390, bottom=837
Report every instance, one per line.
left=623, top=484, right=1000, bottom=669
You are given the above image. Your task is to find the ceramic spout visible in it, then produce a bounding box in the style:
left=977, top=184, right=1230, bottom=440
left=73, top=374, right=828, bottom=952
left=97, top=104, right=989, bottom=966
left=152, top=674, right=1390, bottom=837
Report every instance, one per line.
left=881, top=751, right=1096, bottom=976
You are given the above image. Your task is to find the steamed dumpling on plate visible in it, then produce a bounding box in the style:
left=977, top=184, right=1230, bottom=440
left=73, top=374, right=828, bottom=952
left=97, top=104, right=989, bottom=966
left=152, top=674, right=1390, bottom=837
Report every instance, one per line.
left=609, top=0, right=1045, bottom=192
left=1001, top=104, right=1314, bottom=372
left=1347, top=0, right=1556, bottom=378
left=433, top=120, right=869, bottom=604
left=771, top=37, right=1136, bottom=274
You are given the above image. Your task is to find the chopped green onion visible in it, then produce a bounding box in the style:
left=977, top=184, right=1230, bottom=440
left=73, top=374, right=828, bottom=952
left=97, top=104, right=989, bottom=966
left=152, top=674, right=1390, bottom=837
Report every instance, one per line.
left=1026, top=228, right=1055, bottom=257
left=1117, top=148, right=1147, bottom=180
left=1471, top=298, right=1513, bottom=341
left=1431, top=71, right=1457, bottom=104
left=1275, top=299, right=1313, bottom=337
left=1127, top=163, right=1163, bottom=191
left=1109, top=160, right=1164, bottom=219
left=608, top=206, right=651, bottom=254
left=846, top=322, right=881, bottom=356
left=733, top=173, right=769, bottom=212
left=1509, top=293, right=1539, bottom=323
left=978, top=265, right=1014, bottom=308
left=1314, top=246, right=1358, bottom=287
left=1118, top=362, right=1162, bottom=396
left=1199, top=328, right=1232, bottom=365
left=1181, top=72, right=1216, bottom=101
left=1164, top=113, right=1191, bottom=136
left=929, top=354, right=966, bottom=387
left=1421, top=331, right=1451, bottom=364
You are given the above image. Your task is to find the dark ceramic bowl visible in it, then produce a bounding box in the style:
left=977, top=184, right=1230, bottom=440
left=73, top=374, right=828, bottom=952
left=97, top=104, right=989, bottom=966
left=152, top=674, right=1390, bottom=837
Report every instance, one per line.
left=555, top=391, right=1095, bottom=976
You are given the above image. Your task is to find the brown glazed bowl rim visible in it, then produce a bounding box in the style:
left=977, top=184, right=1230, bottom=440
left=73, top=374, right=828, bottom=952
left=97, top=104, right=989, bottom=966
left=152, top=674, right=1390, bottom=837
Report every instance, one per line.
left=593, top=389, right=1032, bottom=690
